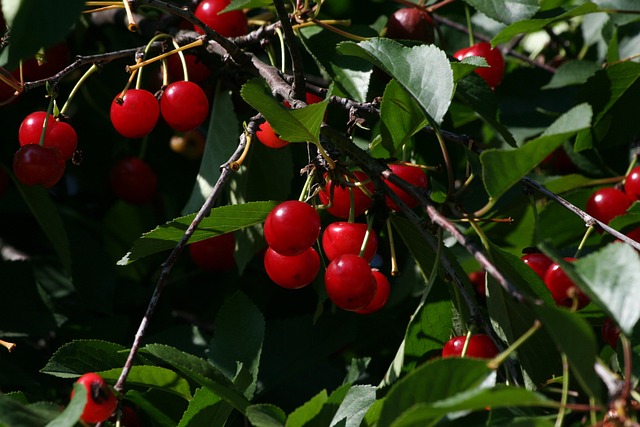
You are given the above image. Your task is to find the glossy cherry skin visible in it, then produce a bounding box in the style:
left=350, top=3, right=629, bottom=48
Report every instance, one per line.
left=601, top=318, right=620, bottom=349
left=325, top=254, right=377, bottom=311
left=13, top=144, right=65, bottom=188
left=386, top=7, right=435, bottom=44
left=161, top=81, right=209, bottom=132
left=442, top=334, right=499, bottom=359
left=453, top=42, right=505, bottom=88
left=19, top=112, right=77, bottom=160
left=521, top=252, right=553, bottom=280
left=110, top=89, right=160, bottom=139
left=194, top=0, right=248, bottom=37
left=318, top=171, right=373, bottom=219
left=256, top=121, right=289, bottom=149
left=189, top=233, right=236, bottom=272
left=71, top=373, right=118, bottom=424
left=109, top=157, right=157, bottom=205
left=167, top=53, right=211, bottom=85
left=543, top=258, right=590, bottom=309
left=586, top=187, right=632, bottom=225
left=355, top=270, right=391, bottom=314
left=384, top=163, right=428, bottom=211
left=264, top=201, right=321, bottom=256
left=264, top=246, right=320, bottom=289
left=321, top=222, right=378, bottom=263
left=624, top=166, right=640, bottom=201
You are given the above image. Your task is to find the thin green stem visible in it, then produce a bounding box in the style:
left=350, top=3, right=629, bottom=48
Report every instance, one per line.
left=460, top=329, right=473, bottom=357
left=348, top=187, right=355, bottom=224
left=555, top=353, right=569, bottom=427
left=299, top=169, right=315, bottom=202
left=38, top=92, right=57, bottom=147
left=358, top=215, right=374, bottom=258
left=464, top=4, right=474, bottom=46
left=433, top=125, right=454, bottom=199
left=137, top=33, right=173, bottom=89
left=386, top=218, right=399, bottom=276
left=574, top=226, right=594, bottom=258
left=60, top=64, right=99, bottom=116
left=488, top=320, right=541, bottom=370
left=528, top=191, right=541, bottom=245
left=275, top=27, right=286, bottom=74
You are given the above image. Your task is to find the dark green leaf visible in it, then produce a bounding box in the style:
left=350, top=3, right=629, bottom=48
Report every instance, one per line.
left=222, top=0, right=272, bottom=12
left=452, top=57, right=489, bottom=83
left=542, top=61, right=600, bottom=89
left=44, top=383, right=85, bottom=427
left=99, top=366, right=192, bottom=400
left=380, top=79, right=428, bottom=157
left=246, top=404, right=286, bottom=427
left=286, top=389, right=328, bottom=427
left=40, top=340, right=134, bottom=378
left=464, top=0, right=539, bottom=24
left=125, top=389, right=181, bottom=427
left=0, top=392, right=53, bottom=427
left=177, top=387, right=229, bottom=427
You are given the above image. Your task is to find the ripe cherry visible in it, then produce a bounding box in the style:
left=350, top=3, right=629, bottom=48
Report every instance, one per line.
left=13, top=144, right=65, bottom=188
left=453, top=42, right=505, bottom=88
left=321, top=222, right=378, bottom=262
left=167, top=53, right=211, bottom=85
left=189, top=233, right=236, bottom=272
left=624, top=166, right=640, bottom=201
left=468, top=270, right=486, bottom=298
left=384, top=163, right=428, bottom=211
left=256, top=121, right=289, bottom=149
left=109, top=157, right=157, bottom=205
left=442, top=334, right=499, bottom=359
left=71, top=373, right=118, bottom=424
left=318, top=171, right=373, bottom=219
left=264, top=246, right=320, bottom=289
left=386, top=7, right=435, bottom=44
left=521, top=252, right=553, bottom=280
left=540, top=147, right=576, bottom=175
left=586, top=187, right=631, bottom=225
left=325, top=254, right=377, bottom=311
left=355, top=270, right=391, bottom=314
left=601, top=318, right=620, bottom=349
left=110, top=89, right=160, bottom=139
left=19, top=111, right=77, bottom=160
left=170, top=129, right=206, bottom=160
left=161, top=81, right=209, bottom=132
left=543, top=258, right=590, bottom=309
left=264, top=201, right=321, bottom=256
left=194, top=0, right=248, bottom=37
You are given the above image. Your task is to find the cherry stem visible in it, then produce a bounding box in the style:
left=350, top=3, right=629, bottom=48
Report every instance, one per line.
left=464, top=4, right=474, bottom=46
left=487, top=320, right=541, bottom=370
left=298, top=167, right=315, bottom=202
left=292, top=19, right=351, bottom=31
left=348, top=186, right=355, bottom=223
left=229, top=130, right=253, bottom=171
left=386, top=218, right=399, bottom=276
left=310, top=19, right=369, bottom=42
left=127, top=39, right=204, bottom=74
left=38, top=92, right=57, bottom=147
left=311, top=141, right=336, bottom=170
left=555, top=353, right=570, bottom=427
left=274, top=27, right=286, bottom=73
left=272, top=0, right=306, bottom=101
left=460, top=330, right=473, bottom=357
left=0, top=339, right=16, bottom=352
left=573, top=225, right=594, bottom=258
left=358, top=215, right=374, bottom=258
left=60, top=64, right=99, bottom=116
left=122, top=0, right=138, bottom=32
left=431, top=125, right=454, bottom=200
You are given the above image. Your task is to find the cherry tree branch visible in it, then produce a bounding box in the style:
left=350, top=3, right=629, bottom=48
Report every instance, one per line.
left=272, top=0, right=307, bottom=102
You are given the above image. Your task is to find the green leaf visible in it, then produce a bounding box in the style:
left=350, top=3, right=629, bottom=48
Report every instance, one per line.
left=177, top=387, right=229, bottom=427
left=542, top=174, right=595, bottom=194
left=44, top=383, right=85, bottom=427
left=125, top=389, right=181, bottom=427
left=118, top=201, right=279, bottom=265
left=481, top=103, right=592, bottom=201
left=338, top=38, right=453, bottom=125
left=542, top=61, right=600, bottom=89
left=40, top=340, right=135, bottom=378
left=246, top=404, right=287, bottom=427
left=0, top=392, right=54, bottom=426
left=379, top=79, right=428, bottom=156
left=0, top=0, right=84, bottom=70
left=330, top=385, right=376, bottom=427
left=240, top=78, right=327, bottom=144
left=491, top=3, right=601, bottom=45
left=99, top=366, right=192, bottom=400
left=463, top=0, right=539, bottom=25
left=451, top=56, right=489, bottom=82
left=208, top=291, right=264, bottom=398
left=222, top=0, right=272, bottom=12
left=285, top=389, right=328, bottom=427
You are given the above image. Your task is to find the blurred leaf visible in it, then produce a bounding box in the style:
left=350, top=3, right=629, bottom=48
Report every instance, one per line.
left=177, top=387, right=229, bottom=427
left=286, top=389, right=328, bottom=427
left=222, top=0, right=271, bottom=12
left=41, top=340, right=139, bottom=378
left=125, top=389, right=180, bottom=427
left=44, top=383, right=85, bottom=427
left=0, top=393, right=54, bottom=426
left=542, top=61, right=600, bottom=89
left=338, top=38, right=453, bottom=125
left=541, top=174, right=595, bottom=194
left=99, top=366, right=192, bottom=400
left=464, top=0, right=539, bottom=25
left=246, top=404, right=286, bottom=427
left=380, top=80, right=428, bottom=157
left=330, top=385, right=376, bottom=427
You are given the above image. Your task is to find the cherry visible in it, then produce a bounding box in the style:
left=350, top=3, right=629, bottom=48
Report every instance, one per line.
left=543, top=258, right=590, bottom=309
left=110, top=89, right=160, bottom=139
left=624, top=166, right=640, bottom=201
left=264, top=246, right=320, bottom=289
left=18, top=112, right=78, bottom=160
left=170, top=129, right=206, bottom=160
left=318, top=171, right=373, bottom=219
left=453, top=42, right=505, bottom=89
left=167, top=53, right=211, bottom=85
left=189, top=233, right=236, bottom=272
left=13, top=144, right=65, bottom=188
left=263, top=201, right=321, bottom=256
left=601, top=318, right=620, bottom=350
left=442, top=334, right=499, bottom=359
left=321, top=222, right=378, bottom=263
left=586, top=187, right=632, bottom=225
left=384, top=163, right=428, bottom=211
left=194, top=0, right=248, bottom=37
left=160, top=81, right=209, bottom=132
left=109, top=157, right=157, bottom=205
left=386, top=7, right=435, bottom=44
left=71, top=373, right=117, bottom=424
left=540, top=147, right=577, bottom=175
left=467, top=270, right=486, bottom=298
left=20, top=43, right=70, bottom=81
left=256, top=121, right=289, bottom=149
left=324, top=254, right=377, bottom=311
left=521, top=252, right=553, bottom=280
left=354, top=270, right=391, bottom=314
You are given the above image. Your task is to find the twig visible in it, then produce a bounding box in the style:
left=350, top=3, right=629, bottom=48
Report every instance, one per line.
left=272, top=0, right=306, bottom=102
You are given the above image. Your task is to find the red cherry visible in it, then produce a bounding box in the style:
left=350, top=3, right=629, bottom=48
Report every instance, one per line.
left=442, top=334, right=499, bottom=359
left=355, top=270, right=391, bottom=314
left=110, top=157, right=158, bottom=205
left=283, top=92, right=324, bottom=108
left=194, top=0, right=248, bottom=37
left=386, top=7, right=435, bottom=44
left=626, top=226, right=640, bottom=243
left=189, top=233, right=236, bottom=272
left=18, top=112, right=77, bottom=160
left=264, top=246, right=320, bottom=289
left=601, top=318, right=620, bottom=349
left=540, top=147, right=577, bottom=175
left=256, top=121, right=289, bottom=149
left=167, top=53, right=211, bottom=85
left=321, top=222, right=378, bottom=262
left=13, top=144, right=65, bottom=188
left=467, top=270, right=486, bottom=298
left=160, top=81, right=209, bottom=132
left=384, top=163, right=428, bottom=211
left=318, top=171, right=373, bottom=219
left=20, top=43, right=70, bottom=81
left=110, top=89, right=160, bottom=139
left=543, top=258, right=590, bottom=309
left=453, top=42, right=505, bottom=88
left=521, top=252, right=553, bottom=280
left=263, top=201, right=321, bottom=256
left=71, top=373, right=118, bottom=424
left=324, top=254, right=377, bottom=311
left=586, top=187, right=632, bottom=225
left=624, top=166, right=640, bottom=201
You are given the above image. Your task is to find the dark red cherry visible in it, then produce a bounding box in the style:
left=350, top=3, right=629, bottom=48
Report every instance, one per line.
left=110, top=89, right=160, bottom=139
left=453, top=42, right=505, bottom=88
left=543, top=258, right=590, bottom=309
left=13, top=144, right=65, bottom=188
left=324, top=254, right=376, bottom=311
left=624, top=166, right=640, bottom=201
left=386, top=7, right=435, bottom=44
left=18, top=112, right=77, bottom=160
left=263, top=201, right=321, bottom=256
left=601, top=318, right=620, bottom=349
left=20, top=43, right=70, bottom=81
left=442, top=334, right=499, bottom=359
left=521, top=252, right=553, bottom=280
left=468, top=270, right=486, bottom=298
left=160, top=81, right=209, bottom=132
left=384, top=163, right=428, bottom=211
left=321, top=222, right=378, bottom=262
left=166, top=53, right=211, bottom=85
left=109, top=157, right=158, bottom=205
left=318, top=171, right=373, bottom=219
left=264, top=246, right=320, bottom=289
left=586, top=187, right=632, bottom=225
left=354, top=270, right=391, bottom=314
left=189, top=233, right=236, bottom=272
left=194, top=0, right=248, bottom=37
